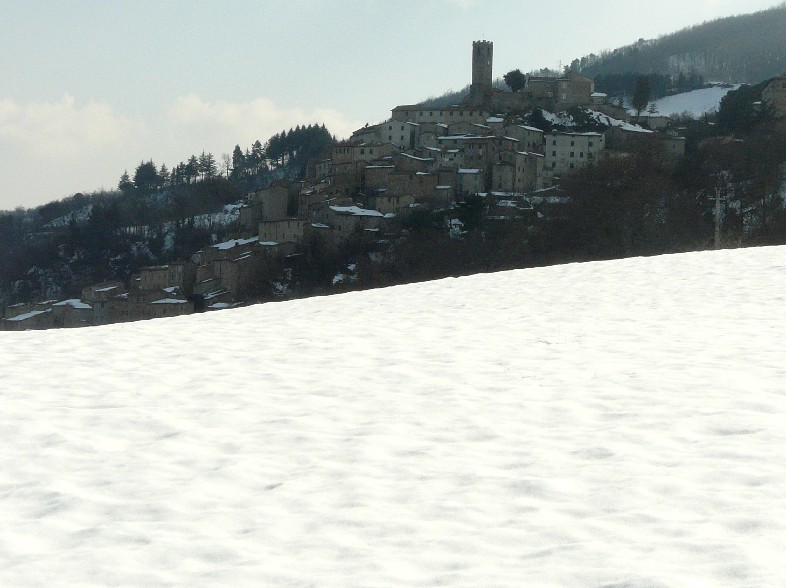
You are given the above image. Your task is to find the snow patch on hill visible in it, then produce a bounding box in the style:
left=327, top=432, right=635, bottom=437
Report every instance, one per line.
left=633, top=85, right=740, bottom=117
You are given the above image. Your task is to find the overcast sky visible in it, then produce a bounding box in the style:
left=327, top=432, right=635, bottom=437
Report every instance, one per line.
left=0, top=0, right=780, bottom=211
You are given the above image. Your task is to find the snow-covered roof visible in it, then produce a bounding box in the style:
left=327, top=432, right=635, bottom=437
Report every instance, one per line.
left=486, top=117, right=504, bottom=124
left=399, top=153, right=434, bottom=162
left=5, top=309, right=51, bottom=322
left=516, top=125, right=544, bottom=133
left=203, top=290, right=228, bottom=300
left=212, top=236, right=259, bottom=250
left=458, top=168, right=481, bottom=174
left=329, top=205, right=386, bottom=218
left=53, top=299, right=92, bottom=310
left=150, top=298, right=189, bottom=305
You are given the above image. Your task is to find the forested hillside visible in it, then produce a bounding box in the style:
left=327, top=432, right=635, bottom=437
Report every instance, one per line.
left=577, top=3, right=786, bottom=84
left=0, top=125, right=335, bottom=304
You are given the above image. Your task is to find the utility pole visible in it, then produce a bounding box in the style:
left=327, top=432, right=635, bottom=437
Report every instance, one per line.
left=714, top=188, right=725, bottom=249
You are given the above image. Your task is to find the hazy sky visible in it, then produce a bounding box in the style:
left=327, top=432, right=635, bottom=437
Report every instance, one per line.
left=0, top=0, right=780, bottom=211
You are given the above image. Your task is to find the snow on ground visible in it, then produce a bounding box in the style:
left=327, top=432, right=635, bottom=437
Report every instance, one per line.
left=632, top=85, right=741, bottom=118
left=588, top=110, right=653, bottom=133
left=541, top=110, right=576, bottom=127
left=2, top=246, right=786, bottom=586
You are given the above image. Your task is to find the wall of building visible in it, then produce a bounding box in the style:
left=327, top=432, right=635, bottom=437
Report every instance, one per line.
left=544, top=133, right=604, bottom=176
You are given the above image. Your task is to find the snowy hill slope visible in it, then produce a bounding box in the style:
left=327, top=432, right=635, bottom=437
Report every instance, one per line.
left=631, top=85, right=740, bottom=118
left=2, top=247, right=786, bottom=586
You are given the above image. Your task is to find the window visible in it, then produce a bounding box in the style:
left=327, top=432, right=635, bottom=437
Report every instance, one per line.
left=570, top=141, right=575, bottom=146
left=552, top=151, right=556, bottom=156
left=589, top=141, right=594, bottom=147
left=580, top=152, right=584, bottom=158
left=570, top=163, right=575, bottom=169
left=552, top=140, right=556, bottom=145
left=552, top=162, right=556, bottom=169
left=388, top=125, right=392, bottom=130
left=570, top=152, right=575, bottom=158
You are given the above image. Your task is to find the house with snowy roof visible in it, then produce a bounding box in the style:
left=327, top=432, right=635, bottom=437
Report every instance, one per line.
left=1, top=303, right=54, bottom=331
left=51, top=299, right=94, bottom=329
left=312, top=205, right=393, bottom=244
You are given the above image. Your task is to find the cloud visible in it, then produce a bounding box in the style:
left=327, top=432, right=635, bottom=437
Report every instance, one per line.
left=444, top=0, right=479, bottom=10
left=164, top=94, right=364, bottom=153
left=0, top=94, right=366, bottom=209
left=0, top=95, right=145, bottom=157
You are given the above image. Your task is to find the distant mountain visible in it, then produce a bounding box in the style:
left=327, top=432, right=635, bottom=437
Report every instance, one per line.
left=577, top=3, right=786, bottom=84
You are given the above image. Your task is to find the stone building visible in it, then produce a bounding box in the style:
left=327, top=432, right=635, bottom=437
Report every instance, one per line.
left=138, top=261, right=197, bottom=296
left=82, top=281, right=126, bottom=325
left=1, top=304, right=54, bottom=331
left=524, top=73, right=596, bottom=109
left=240, top=184, right=296, bottom=231
left=390, top=105, right=491, bottom=126
left=501, top=125, right=545, bottom=153
left=492, top=151, right=545, bottom=193
left=51, top=299, right=94, bottom=329
left=762, top=74, right=786, bottom=118
left=258, top=219, right=308, bottom=244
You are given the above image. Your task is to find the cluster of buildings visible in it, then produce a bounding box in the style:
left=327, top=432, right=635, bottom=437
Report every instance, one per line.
left=4, top=40, right=701, bottom=331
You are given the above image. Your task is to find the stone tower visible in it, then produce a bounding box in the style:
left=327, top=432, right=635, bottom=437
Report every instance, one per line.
left=470, top=40, right=493, bottom=99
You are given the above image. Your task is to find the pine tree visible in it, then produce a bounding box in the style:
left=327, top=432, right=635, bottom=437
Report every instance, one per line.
left=632, top=76, right=651, bottom=122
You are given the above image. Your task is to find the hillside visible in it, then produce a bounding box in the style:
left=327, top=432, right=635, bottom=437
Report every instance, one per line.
left=579, top=3, right=786, bottom=83
left=2, top=246, right=786, bottom=585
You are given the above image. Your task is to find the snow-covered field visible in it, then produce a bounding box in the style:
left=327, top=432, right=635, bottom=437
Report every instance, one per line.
left=637, top=85, right=740, bottom=118
left=2, top=246, right=786, bottom=586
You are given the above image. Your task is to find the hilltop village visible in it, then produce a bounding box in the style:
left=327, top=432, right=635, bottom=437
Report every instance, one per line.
left=4, top=42, right=786, bottom=330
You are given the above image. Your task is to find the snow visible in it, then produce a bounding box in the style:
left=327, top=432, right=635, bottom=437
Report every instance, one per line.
left=631, top=85, right=740, bottom=118
left=4, top=308, right=51, bottom=322
left=150, top=298, right=188, bottom=305
left=541, top=110, right=576, bottom=127
left=52, top=299, right=92, bottom=310
left=2, top=246, right=786, bottom=585
left=329, top=205, right=385, bottom=217
left=212, top=236, right=259, bottom=251
left=587, top=110, right=654, bottom=133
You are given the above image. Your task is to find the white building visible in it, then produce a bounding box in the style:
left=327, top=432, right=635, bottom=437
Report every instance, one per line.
left=544, top=132, right=604, bottom=178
